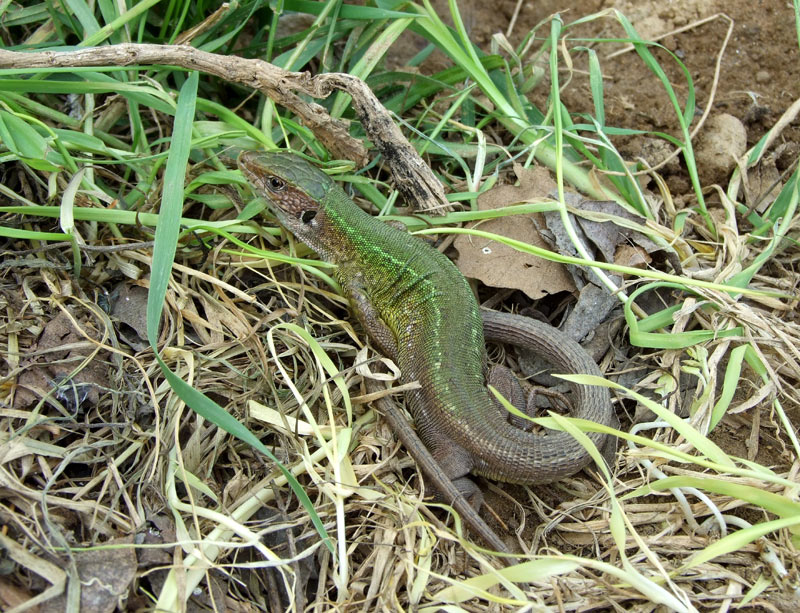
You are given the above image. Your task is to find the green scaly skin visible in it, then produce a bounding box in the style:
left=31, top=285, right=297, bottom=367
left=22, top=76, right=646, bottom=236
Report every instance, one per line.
left=238, top=151, right=615, bottom=546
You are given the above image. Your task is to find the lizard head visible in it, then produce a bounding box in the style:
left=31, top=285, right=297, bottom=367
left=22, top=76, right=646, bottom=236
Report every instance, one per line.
left=238, top=150, right=335, bottom=250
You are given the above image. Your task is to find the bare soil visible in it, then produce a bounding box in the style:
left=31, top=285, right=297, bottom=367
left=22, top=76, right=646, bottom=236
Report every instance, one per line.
left=465, top=0, right=799, bottom=147
left=418, top=0, right=799, bottom=199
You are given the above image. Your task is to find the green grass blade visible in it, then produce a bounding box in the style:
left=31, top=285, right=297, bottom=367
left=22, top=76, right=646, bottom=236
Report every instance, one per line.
left=145, top=97, right=194, bottom=348
left=283, top=0, right=418, bottom=19
left=633, top=476, right=800, bottom=521
left=0, top=227, right=68, bottom=240
left=62, top=0, right=100, bottom=38
left=568, top=375, right=736, bottom=467
left=79, top=0, right=160, bottom=47
left=682, top=515, right=800, bottom=570
left=710, top=345, right=748, bottom=430
left=143, top=70, right=333, bottom=556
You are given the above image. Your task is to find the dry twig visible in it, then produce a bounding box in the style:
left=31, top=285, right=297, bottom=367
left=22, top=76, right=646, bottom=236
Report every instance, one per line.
left=0, top=44, right=450, bottom=212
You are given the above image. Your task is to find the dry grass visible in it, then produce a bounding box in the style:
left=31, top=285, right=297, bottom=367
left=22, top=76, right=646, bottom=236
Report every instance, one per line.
left=2, top=169, right=798, bottom=610
left=1, top=2, right=799, bottom=612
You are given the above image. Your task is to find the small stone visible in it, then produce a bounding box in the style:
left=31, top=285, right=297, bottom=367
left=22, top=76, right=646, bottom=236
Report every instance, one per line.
left=694, top=113, right=747, bottom=185
left=755, top=70, right=770, bottom=84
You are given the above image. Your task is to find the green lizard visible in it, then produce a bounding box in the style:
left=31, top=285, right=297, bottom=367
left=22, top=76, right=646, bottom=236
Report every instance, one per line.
left=239, top=151, right=615, bottom=553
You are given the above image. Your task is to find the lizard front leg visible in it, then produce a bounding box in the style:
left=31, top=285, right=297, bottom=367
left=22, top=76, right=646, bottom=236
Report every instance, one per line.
left=339, top=269, right=400, bottom=359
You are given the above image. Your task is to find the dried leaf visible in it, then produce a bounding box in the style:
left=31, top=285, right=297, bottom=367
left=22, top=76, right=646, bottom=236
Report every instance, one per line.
left=110, top=282, right=150, bottom=350
left=42, top=537, right=136, bottom=613
left=454, top=166, right=574, bottom=300
left=744, top=153, right=783, bottom=213
left=14, top=308, right=108, bottom=410
left=615, top=244, right=652, bottom=269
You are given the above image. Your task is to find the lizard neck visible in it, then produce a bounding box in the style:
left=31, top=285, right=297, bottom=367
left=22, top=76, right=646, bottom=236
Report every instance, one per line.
left=307, top=186, right=390, bottom=265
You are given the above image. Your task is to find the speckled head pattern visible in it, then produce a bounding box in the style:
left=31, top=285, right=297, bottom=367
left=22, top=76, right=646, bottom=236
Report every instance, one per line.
left=238, top=150, right=359, bottom=261
left=238, top=150, right=333, bottom=220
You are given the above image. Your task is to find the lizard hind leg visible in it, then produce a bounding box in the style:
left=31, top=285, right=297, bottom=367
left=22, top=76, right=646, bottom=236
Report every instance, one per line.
left=449, top=476, right=485, bottom=509
left=429, top=442, right=485, bottom=508
left=488, top=364, right=536, bottom=431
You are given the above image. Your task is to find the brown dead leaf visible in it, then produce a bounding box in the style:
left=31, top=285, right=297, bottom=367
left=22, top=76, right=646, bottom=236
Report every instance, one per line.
left=13, top=307, right=109, bottom=411
left=615, top=244, right=652, bottom=269
left=41, top=536, right=136, bottom=613
left=744, top=152, right=784, bottom=214
left=197, top=291, right=252, bottom=342
left=454, top=165, right=575, bottom=300
left=110, top=282, right=150, bottom=350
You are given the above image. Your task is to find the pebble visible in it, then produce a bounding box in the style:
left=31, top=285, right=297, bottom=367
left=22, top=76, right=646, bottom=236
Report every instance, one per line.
left=694, top=113, right=747, bottom=185
left=755, top=70, right=770, bottom=83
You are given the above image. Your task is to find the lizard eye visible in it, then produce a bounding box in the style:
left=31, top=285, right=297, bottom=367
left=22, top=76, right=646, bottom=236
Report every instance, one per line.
left=300, top=210, right=317, bottom=224
left=266, top=176, right=286, bottom=192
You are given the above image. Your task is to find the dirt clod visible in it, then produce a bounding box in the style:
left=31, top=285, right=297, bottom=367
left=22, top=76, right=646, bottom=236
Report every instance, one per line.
left=694, top=113, right=748, bottom=185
